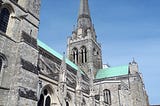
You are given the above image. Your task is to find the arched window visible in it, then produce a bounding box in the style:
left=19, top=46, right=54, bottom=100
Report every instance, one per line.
left=72, top=48, right=78, bottom=64
left=81, top=46, right=87, bottom=63
left=103, top=89, right=111, bottom=105
left=0, top=8, right=10, bottom=33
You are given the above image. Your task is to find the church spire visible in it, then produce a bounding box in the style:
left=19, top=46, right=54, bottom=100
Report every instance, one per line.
left=67, top=0, right=103, bottom=77
left=78, top=0, right=90, bottom=18
left=77, top=0, right=92, bottom=28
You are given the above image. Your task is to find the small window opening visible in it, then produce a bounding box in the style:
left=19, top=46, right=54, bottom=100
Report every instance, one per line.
left=0, top=8, right=10, bottom=33
left=72, top=48, right=78, bottom=64
left=103, top=89, right=111, bottom=105
left=44, top=89, right=48, bottom=95
left=81, top=47, right=87, bottom=63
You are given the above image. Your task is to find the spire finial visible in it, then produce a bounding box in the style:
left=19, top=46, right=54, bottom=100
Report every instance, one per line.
left=79, top=0, right=90, bottom=17
left=132, top=57, right=137, bottom=64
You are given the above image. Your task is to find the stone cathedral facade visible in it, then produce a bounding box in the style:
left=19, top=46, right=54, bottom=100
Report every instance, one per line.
left=0, top=0, right=149, bottom=106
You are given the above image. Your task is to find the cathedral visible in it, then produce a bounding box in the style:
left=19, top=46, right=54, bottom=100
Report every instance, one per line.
left=0, top=0, right=149, bottom=106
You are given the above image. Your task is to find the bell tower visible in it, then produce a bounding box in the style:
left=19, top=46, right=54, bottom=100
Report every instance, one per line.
left=67, top=0, right=102, bottom=76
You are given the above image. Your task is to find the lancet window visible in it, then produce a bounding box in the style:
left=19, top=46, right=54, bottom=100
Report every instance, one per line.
left=0, top=8, right=10, bottom=33
left=81, top=46, right=87, bottom=63
left=72, top=48, right=78, bottom=64
left=103, top=89, right=111, bottom=105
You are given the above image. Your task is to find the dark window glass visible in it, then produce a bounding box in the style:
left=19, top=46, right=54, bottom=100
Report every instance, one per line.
left=45, top=96, right=51, bottom=106
left=0, top=58, right=2, bottom=72
left=38, top=94, right=44, bottom=106
left=81, top=49, right=84, bottom=63
left=0, top=8, right=10, bottom=33
left=84, top=48, right=87, bottom=62
left=66, top=101, right=69, bottom=106
left=44, top=89, right=48, bottom=95
left=103, top=89, right=111, bottom=105
left=81, top=47, right=87, bottom=63
left=72, top=48, right=78, bottom=64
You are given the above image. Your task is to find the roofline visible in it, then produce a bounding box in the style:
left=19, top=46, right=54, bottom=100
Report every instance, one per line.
left=37, top=39, right=87, bottom=76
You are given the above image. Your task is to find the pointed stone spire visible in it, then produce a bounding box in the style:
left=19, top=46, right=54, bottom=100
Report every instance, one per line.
left=78, top=0, right=92, bottom=28
left=132, top=57, right=137, bottom=64
left=67, top=0, right=103, bottom=77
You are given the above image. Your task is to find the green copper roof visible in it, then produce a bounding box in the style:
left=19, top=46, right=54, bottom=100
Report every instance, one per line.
left=96, top=65, right=129, bottom=79
left=37, top=40, right=78, bottom=71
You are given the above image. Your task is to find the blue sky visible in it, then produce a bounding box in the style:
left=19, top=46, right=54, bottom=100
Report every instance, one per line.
left=38, top=0, right=160, bottom=104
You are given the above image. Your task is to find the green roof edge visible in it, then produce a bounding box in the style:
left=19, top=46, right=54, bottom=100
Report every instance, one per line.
left=37, top=39, right=79, bottom=71
left=96, top=65, right=129, bottom=79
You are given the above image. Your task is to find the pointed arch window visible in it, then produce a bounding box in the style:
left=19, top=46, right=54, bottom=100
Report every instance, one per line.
left=72, top=48, right=78, bottom=64
left=103, top=89, right=111, bottom=105
left=81, top=46, right=87, bottom=63
left=0, top=8, right=10, bottom=33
